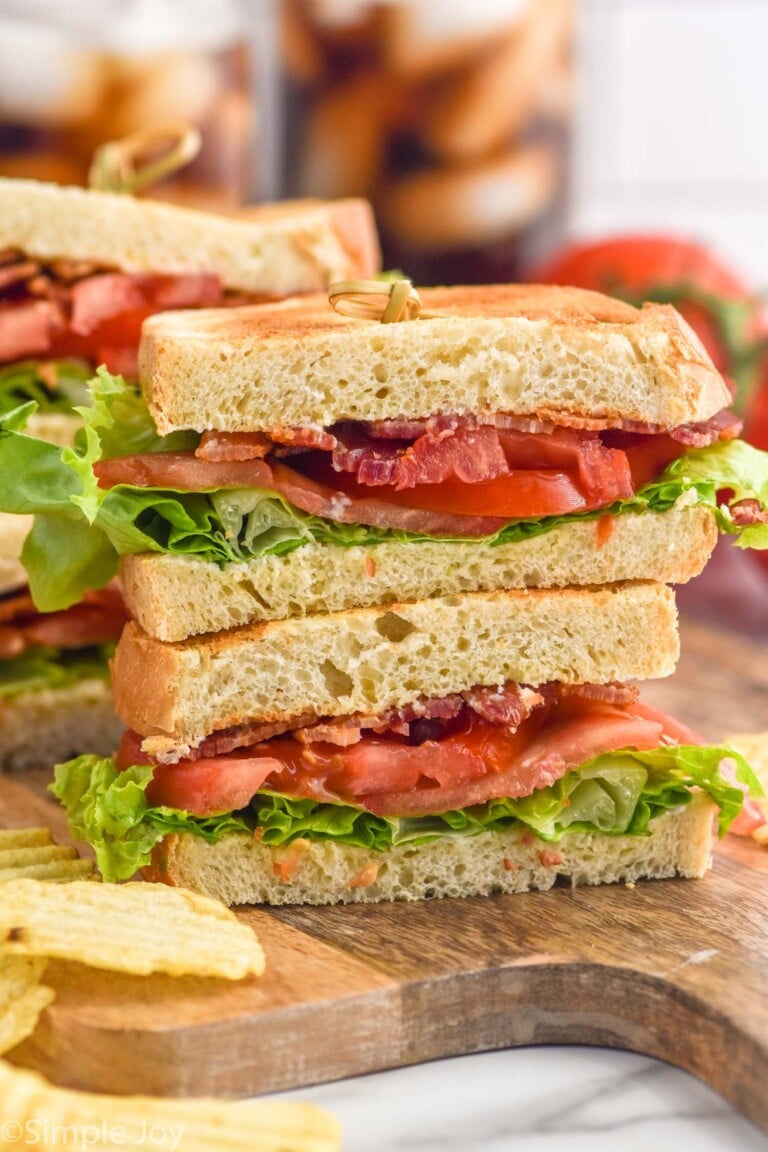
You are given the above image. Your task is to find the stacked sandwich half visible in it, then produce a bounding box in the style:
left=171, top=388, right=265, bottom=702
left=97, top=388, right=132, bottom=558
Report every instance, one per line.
left=0, top=178, right=378, bottom=768
left=36, top=283, right=766, bottom=903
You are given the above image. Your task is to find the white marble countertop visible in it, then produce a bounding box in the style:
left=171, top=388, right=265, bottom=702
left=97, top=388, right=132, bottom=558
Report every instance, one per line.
left=274, top=1046, right=768, bottom=1151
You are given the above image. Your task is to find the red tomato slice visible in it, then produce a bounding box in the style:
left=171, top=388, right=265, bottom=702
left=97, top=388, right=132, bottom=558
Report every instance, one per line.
left=117, top=731, right=281, bottom=814
left=363, top=705, right=664, bottom=817
left=729, top=802, right=766, bottom=837
left=254, top=720, right=503, bottom=801
left=626, top=700, right=704, bottom=746
left=127, top=698, right=672, bottom=819
left=147, top=755, right=281, bottom=814
left=337, top=468, right=594, bottom=519
left=616, top=435, right=686, bottom=490
left=94, top=452, right=274, bottom=491
left=300, top=441, right=634, bottom=521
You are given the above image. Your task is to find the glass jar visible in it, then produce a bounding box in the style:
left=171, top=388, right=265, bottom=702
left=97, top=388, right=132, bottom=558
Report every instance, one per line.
left=0, top=0, right=256, bottom=207
left=279, top=0, right=572, bottom=283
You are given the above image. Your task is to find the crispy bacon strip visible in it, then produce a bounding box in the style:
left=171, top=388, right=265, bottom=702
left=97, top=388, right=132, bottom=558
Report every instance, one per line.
left=49, top=259, right=99, bottom=283
left=365, top=409, right=741, bottom=442
left=730, top=498, right=768, bottom=526
left=669, top=408, right=742, bottom=446
left=196, top=431, right=271, bottom=462
left=368, top=418, right=430, bottom=440
left=332, top=423, right=511, bottom=490
left=0, top=259, right=39, bottom=292
left=196, top=426, right=337, bottom=463
left=269, top=425, right=337, bottom=451
left=295, top=695, right=466, bottom=746
left=556, top=682, right=640, bottom=706
left=194, top=681, right=624, bottom=760
left=462, top=683, right=544, bottom=727
left=192, top=713, right=320, bottom=759
left=367, top=414, right=560, bottom=439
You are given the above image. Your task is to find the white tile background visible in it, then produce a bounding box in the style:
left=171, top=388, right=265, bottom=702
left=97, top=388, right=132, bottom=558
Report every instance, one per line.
left=573, top=0, right=768, bottom=282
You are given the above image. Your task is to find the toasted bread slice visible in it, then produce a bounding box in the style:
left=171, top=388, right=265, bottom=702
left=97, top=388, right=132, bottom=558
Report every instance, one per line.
left=112, top=582, right=679, bottom=756
left=140, top=283, right=729, bottom=434
left=0, top=180, right=380, bottom=294
left=0, top=513, right=32, bottom=596
left=120, top=500, right=716, bottom=641
left=151, top=793, right=716, bottom=906
left=23, top=411, right=81, bottom=448
left=0, top=677, right=122, bottom=771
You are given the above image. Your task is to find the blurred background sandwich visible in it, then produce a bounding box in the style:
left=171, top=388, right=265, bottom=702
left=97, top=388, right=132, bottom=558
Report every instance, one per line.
left=0, top=179, right=379, bottom=769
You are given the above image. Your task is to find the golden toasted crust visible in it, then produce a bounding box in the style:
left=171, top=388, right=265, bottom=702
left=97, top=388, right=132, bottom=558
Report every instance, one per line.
left=111, top=582, right=680, bottom=754
left=140, top=283, right=730, bottom=433
left=155, top=795, right=716, bottom=906
left=0, top=179, right=380, bottom=293
left=120, top=501, right=717, bottom=641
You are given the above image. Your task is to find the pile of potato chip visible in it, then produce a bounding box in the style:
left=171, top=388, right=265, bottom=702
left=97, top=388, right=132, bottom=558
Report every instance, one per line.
left=0, top=826, right=94, bottom=884
left=0, top=826, right=341, bottom=1152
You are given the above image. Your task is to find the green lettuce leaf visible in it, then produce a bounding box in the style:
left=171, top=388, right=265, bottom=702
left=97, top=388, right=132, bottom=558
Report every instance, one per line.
left=51, top=744, right=762, bottom=882
left=0, top=644, right=113, bottom=700
left=65, top=365, right=197, bottom=524
left=254, top=792, right=397, bottom=850
left=421, top=744, right=760, bottom=840
left=3, top=370, right=768, bottom=610
left=51, top=756, right=251, bottom=880
left=0, top=359, right=92, bottom=417
left=656, top=438, right=768, bottom=550
left=22, top=515, right=119, bottom=611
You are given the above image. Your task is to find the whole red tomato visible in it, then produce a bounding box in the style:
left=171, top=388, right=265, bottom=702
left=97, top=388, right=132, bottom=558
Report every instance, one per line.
left=745, top=369, right=768, bottom=451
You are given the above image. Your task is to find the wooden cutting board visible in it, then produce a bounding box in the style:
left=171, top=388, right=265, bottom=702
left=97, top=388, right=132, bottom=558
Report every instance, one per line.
left=1, top=617, right=767, bottom=1132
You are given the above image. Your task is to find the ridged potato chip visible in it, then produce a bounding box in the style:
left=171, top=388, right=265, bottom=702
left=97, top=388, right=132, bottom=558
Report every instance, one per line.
left=0, top=827, right=94, bottom=883
left=0, top=954, right=53, bottom=1055
left=0, top=829, right=51, bottom=848
left=0, top=1061, right=342, bottom=1151
left=0, top=879, right=265, bottom=979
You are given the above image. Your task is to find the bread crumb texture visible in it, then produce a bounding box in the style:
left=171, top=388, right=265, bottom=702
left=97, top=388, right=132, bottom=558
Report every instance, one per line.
left=112, top=583, right=679, bottom=748
left=160, top=795, right=715, bottom=906
left=121, top=501, right=715, bottom=640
